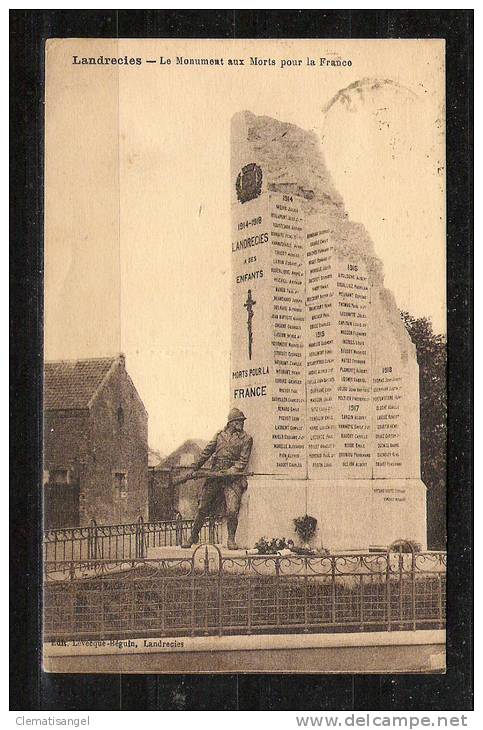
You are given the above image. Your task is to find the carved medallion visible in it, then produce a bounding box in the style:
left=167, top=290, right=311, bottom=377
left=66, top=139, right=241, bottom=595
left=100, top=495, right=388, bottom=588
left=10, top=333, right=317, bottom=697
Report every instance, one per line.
left=236, top=163, right=262, bottom=204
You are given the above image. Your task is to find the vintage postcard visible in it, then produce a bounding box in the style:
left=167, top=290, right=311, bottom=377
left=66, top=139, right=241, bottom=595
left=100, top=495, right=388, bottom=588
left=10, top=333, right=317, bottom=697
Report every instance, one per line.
left=42, top=38, right=446, bottom=674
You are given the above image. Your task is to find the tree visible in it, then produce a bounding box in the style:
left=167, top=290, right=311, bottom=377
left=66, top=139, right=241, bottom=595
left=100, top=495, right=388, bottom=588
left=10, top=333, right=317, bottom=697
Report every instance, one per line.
left=401, top=312, right=447, bottom=550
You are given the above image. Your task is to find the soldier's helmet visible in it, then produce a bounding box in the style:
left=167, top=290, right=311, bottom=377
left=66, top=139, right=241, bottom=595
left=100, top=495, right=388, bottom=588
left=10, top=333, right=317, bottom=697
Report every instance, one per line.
left=227, top=407, right=247, bottom=423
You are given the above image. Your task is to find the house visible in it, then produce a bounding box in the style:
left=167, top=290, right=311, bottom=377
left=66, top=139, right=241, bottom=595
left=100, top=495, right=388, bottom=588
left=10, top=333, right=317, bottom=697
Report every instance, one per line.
left=160, top=439, right=206, bottom=470
left=43, top=354, right=148, bottom=528
left=148, top=439, right=206, bottom=520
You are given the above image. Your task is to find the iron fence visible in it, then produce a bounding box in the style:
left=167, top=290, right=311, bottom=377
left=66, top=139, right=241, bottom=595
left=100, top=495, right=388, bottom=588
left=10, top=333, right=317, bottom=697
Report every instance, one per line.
left=43, top=516, right=221, bottom=566
left=43, top=546, right=446, bottom=641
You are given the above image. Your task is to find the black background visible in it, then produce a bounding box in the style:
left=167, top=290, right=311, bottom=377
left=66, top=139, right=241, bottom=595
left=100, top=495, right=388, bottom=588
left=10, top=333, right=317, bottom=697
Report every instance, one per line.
left=10, top=9, right=473, bottom=711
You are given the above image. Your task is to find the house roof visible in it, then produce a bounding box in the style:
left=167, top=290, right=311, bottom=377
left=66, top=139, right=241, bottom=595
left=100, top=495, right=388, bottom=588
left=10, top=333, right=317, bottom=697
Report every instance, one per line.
left=158, top=439, right=207, bottom=469
left=44, top=356, right=118, bottom=410
left=148, top=448, right=164, bottom=468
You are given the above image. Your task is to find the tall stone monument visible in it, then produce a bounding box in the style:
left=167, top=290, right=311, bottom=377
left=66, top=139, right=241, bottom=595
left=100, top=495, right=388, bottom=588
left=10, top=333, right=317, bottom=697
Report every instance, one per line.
left=230, top=111, right=427, bottom=552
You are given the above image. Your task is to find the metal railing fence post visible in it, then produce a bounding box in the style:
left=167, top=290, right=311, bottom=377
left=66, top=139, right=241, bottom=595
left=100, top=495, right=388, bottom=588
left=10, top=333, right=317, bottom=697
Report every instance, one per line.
left=438, top=573, right=444, bottom=629
left=386, top=552, right=392, bottom=631
left=331, top=557, right=336, bottom=626
left=275, top=556, right=281, bottom=628
left=136, top=515, right=145, bottom=559
left=247, top=573, right=252, bottom=634
left=398, top=548, right=404, bottom=626
left=411, top=550, right=416, bottom=631
left=88, top=518, right=97, bottom=560
left=208, top=516, right=215, bottom=544
left=304, top=557, right=309, bottom=632
left=175, top=513, right=183, bottom=546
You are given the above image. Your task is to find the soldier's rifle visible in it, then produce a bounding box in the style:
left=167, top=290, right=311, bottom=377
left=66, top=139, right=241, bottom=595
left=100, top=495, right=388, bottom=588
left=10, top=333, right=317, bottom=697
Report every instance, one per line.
left=172, top=469, right=254, bottom=487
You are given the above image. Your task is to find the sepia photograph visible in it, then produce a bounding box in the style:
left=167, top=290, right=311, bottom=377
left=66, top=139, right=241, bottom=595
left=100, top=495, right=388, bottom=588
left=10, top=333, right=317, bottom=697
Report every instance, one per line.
left=40, top=36, right=449, bottom=676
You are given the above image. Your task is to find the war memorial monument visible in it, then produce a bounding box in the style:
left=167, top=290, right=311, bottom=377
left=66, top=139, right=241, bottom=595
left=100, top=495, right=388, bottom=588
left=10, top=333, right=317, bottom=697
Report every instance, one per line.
left=42, top=111, right=442, bottom=675
left=230, top=111, right=427, bottom=552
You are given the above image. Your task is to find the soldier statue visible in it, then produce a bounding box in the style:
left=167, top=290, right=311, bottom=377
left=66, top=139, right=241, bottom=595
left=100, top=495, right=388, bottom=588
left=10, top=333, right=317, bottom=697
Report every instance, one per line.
left=181, top=407, right=253, bottom=550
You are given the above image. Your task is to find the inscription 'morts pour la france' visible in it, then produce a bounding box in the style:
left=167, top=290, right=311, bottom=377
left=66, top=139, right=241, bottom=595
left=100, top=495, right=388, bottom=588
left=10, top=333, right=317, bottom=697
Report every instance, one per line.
left=244, top=289, right=256, bottom=360
left=236, top=163, right=262, bottom=204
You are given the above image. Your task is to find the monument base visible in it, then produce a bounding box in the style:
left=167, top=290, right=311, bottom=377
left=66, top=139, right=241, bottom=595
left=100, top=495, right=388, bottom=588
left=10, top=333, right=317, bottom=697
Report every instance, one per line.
left=234, top=477, right=427, bottom=552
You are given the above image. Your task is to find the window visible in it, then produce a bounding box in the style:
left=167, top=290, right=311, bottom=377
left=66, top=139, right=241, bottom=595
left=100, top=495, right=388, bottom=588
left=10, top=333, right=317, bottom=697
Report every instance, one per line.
left=113, top=471, right=128, bottom=497
left=117, top=406, right=124, bottom=427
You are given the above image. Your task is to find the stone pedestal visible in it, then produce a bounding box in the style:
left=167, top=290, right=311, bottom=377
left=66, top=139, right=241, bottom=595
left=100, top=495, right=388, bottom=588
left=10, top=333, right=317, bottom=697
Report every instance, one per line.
left=235, top=476, right=427, bottom=552
left=226, top=111, right=428, bottom=553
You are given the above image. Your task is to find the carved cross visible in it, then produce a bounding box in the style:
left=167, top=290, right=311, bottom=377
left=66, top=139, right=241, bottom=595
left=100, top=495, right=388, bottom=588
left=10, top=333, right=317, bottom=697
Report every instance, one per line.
left=244, top=289, right=256, bottom=360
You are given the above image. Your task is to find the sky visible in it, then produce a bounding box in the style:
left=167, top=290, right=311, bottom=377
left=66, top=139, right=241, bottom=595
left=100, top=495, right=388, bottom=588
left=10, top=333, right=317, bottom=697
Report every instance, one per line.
left=45, top=38, right=445, bottom=454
